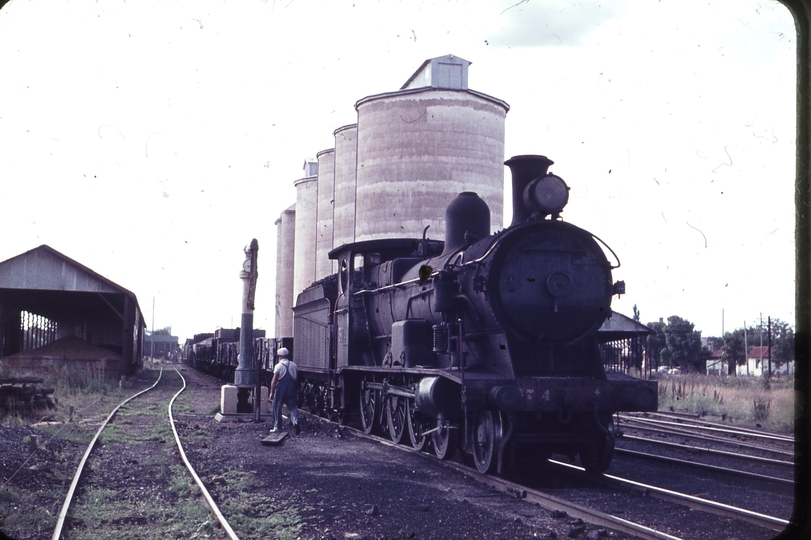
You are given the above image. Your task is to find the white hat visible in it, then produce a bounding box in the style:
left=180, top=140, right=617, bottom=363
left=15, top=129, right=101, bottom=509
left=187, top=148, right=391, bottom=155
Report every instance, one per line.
left=277, top=347, right=289, bottom=357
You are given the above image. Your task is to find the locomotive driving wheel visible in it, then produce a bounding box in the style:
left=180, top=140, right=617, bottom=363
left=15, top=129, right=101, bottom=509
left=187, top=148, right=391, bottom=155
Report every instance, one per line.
left=471, top=410, right=502, bottom=474
left=387, top=393, right=407, bottom=443
left=406, top=398, right=430, bottom=452
left=432, top=417, right=456, bottom=460
left=359, top=377, right=377, bottom=435
left=578, top=416, right=615, bottom=474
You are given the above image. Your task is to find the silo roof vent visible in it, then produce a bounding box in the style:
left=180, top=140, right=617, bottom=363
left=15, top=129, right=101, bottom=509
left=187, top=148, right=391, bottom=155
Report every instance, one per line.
left=400, top=54, right=470, bottom=91
left=303, top=159, right=318, bottom=177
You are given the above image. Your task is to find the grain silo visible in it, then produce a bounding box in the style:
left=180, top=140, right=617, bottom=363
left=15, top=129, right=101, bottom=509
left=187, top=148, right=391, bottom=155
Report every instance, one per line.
left=274, top=204, right=296, bottom=338
left=353, top=55, right=509, bottom=242
left=292, top=160, right=318, bottom=313
left=332, top=124, right=358, bottom=250
left=315, top=148, right=336, bottom=280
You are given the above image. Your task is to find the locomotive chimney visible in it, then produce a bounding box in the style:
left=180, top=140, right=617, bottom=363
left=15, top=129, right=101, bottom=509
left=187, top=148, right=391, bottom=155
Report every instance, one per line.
left=505, top=155, right=554, bottom=226
left=442, top=191, right=490, bottom=255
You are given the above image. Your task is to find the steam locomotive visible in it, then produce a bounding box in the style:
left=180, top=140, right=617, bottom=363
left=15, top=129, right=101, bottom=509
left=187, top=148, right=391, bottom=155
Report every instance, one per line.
left=186, top=154, right=656, bottom=473
left=284, top=154, right=657, bottom=474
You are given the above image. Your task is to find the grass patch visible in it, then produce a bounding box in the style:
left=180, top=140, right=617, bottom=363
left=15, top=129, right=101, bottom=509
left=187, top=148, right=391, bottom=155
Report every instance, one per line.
left=212, top=471, right=306, bottom=540
left=71, top=487, right=120, bottom=530
left=655, top=373, right=795, bottom=432
left=0, top=486, right=56, bottom=539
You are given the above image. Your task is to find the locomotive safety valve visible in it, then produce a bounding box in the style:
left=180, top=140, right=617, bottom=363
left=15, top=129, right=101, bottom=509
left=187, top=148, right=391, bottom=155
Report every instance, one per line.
left=612, top=280, right=625, bottom=297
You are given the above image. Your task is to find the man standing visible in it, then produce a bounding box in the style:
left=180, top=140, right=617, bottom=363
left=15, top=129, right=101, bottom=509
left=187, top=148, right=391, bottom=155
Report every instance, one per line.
left=270, top=347, right=300, bottom=434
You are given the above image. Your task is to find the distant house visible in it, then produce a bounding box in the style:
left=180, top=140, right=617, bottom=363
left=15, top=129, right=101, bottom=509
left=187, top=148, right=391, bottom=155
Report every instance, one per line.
left=735, top=345, right=793, bottom=376
left=706, top=348, right=727, bottom=375
left=145, top=333, right=179, bottom=360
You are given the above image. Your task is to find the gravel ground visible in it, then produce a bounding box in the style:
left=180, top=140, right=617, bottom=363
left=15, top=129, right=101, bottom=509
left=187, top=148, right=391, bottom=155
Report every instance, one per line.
left=4, top=364, right=797, bottom=540
left=1, top=365, right=637, bottom=540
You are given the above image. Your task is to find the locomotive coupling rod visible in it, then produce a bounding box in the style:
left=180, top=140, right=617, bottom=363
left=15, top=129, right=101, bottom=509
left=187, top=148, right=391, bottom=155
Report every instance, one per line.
left=384, top=386, right=416, bottom=399
left=419, top=423, right=458, bottom=438
left=362, top=380, right=386, bottom=391
left=362, top=379, right=415, bottom=399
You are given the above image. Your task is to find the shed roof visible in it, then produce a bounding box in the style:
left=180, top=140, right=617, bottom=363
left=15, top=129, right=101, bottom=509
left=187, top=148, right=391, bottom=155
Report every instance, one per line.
left=598, top=312, right=655, bottom=342
left=0, top=245, right=134, bottom=296
left=748, top=346, right=772, bottom=359
left=0, top=244, right=143, bottom=326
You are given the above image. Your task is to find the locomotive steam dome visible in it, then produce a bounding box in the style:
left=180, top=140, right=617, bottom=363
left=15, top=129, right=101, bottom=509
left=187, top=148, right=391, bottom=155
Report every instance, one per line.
left=443, top=191, right=490, bottom=254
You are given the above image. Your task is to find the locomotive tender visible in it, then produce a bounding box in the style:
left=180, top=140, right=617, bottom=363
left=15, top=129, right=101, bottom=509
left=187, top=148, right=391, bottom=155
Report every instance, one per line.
left=291, top=154, right=657, bottom=474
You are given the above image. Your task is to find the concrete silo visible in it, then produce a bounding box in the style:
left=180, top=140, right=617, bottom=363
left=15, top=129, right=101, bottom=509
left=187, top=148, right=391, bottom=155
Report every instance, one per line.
left=332, top=124, right=358, bottom=250
left=353, top=55, right=509, bottom=242
left=315, top=148, right=336, bottom=280
left=274, top=204, right=296, bottom=338
left=292, top=160, right=318, bottom=314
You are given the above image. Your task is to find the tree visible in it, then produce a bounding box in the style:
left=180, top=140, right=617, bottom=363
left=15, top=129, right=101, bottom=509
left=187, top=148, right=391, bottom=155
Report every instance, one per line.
left=662, top=315, right=703, bottom=371
left=153, top=326, right=172, bottom=336
left=646, top=319, right=667, bottom=369
left=770, top=318, right=795, bottom=372
left=704, top=336, right=723, bottom=353
left=721, top=329, right=746, bottom=375
left=632, top=304, right=640, bottom=322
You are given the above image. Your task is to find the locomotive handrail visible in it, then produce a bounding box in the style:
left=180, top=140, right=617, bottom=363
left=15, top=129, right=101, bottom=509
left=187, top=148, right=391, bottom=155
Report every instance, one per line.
left=590, top=233, right=621, bottom=269
left=460, top=233, right=505, bottom=267
left=353, top=273, right=436, bottom=295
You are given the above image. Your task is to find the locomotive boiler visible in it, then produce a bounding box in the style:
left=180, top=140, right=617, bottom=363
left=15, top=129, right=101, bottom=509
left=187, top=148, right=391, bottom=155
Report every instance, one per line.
left=291, top=154, right=657, bottom=475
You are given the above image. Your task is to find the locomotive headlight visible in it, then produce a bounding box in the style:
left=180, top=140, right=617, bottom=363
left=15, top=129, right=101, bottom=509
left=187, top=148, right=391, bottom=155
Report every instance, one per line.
left=523, top=174, right=569, bottom=217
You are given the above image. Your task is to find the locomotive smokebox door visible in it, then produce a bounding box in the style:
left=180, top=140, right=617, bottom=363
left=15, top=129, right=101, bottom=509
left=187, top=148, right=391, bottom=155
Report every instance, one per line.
left=392, top=320, right=435, bottom=368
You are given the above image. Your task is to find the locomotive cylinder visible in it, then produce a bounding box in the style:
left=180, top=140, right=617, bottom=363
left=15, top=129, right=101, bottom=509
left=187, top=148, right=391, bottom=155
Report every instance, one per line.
left=415, top=376, right=462, bottom=419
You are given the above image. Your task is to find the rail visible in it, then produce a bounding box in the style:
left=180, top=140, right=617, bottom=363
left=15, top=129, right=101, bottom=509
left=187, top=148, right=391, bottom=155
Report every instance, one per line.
left=550, top=459, right=790, bottom=532
left=52, top=367, right=165, bottom=540
left=299, top=409, right=683, bottom=540
left=168, top=365, right=239, bottom=540
left=52, top=365, right=240, bottom=540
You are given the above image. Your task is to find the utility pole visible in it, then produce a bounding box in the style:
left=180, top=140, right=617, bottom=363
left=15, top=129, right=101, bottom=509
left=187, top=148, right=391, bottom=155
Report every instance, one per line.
left=151, top=297, right=155, bottom=360
left=744, top=322, right=748, bottom=376
left=768, top=316, right=772, bottom=378
left=759, top=313, right=764, bottom=375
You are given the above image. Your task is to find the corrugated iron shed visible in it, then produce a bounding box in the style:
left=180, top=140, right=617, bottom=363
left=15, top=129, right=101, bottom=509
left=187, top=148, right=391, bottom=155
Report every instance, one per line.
left=598, top=311, right=655, bottom=342
left=0, top=245, right=145, bottom=378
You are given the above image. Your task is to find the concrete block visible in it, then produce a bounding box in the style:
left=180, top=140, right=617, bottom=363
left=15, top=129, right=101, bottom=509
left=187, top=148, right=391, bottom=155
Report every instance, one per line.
left=220, top=385, right=238, bottom=415
left=259, top=386, right=270, bottom=414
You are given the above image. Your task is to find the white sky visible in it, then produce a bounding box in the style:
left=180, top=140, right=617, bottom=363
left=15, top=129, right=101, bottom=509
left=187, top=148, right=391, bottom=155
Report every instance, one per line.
left=0, top=0, right=796, bottom=342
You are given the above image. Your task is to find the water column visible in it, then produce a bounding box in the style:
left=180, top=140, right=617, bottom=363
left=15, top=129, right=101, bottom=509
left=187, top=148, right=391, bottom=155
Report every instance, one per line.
left=234, top=239, right=258, bottom=412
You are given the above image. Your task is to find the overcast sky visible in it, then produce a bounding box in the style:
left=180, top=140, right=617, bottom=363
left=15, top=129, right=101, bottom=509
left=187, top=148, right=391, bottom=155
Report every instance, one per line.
left=0, top=0, right=796, bottom=342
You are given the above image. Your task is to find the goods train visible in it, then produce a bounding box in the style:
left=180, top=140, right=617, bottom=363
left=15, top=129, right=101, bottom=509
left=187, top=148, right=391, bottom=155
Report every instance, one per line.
left=187, top=154, right=658, bottom=475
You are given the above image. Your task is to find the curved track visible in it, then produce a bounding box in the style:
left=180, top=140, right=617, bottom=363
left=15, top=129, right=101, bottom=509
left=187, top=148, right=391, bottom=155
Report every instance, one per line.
left=52, top=364, right=239, bottom=540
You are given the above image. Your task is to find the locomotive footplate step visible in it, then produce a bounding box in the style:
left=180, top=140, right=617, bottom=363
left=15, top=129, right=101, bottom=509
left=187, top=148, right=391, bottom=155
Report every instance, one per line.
left=260, top=432, right=288, bottom=445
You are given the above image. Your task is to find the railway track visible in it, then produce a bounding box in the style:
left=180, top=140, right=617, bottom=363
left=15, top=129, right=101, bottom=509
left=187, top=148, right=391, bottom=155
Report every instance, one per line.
left=296, top=407, right=793, bottom=540
left=615, top=412, right=795, bottom=484
left=618, top=412, right=794, bottom=455
left=51, top=364, right=238, bottom=540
